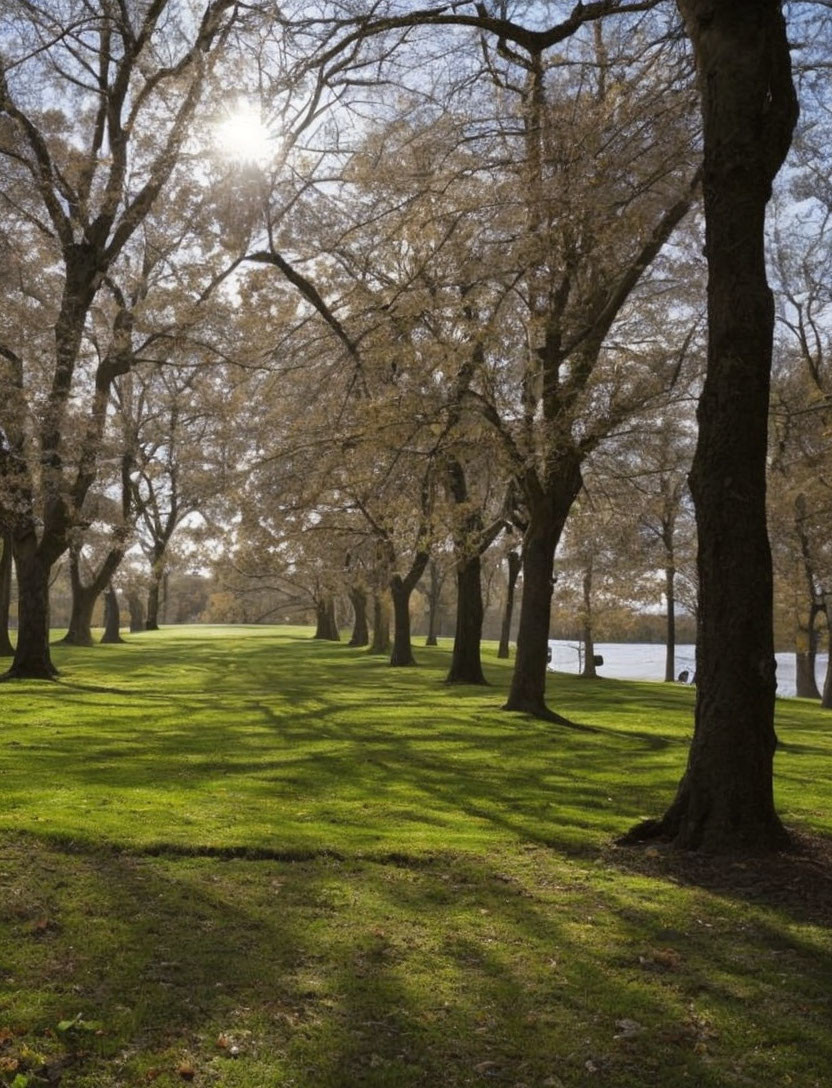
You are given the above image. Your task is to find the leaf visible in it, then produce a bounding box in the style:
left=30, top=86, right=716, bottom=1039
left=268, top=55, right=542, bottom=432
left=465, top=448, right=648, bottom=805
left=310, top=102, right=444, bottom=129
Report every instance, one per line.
left=177, top=1062, right=196, bottom=1080
left=57, top=1012, right=102, bottom=1034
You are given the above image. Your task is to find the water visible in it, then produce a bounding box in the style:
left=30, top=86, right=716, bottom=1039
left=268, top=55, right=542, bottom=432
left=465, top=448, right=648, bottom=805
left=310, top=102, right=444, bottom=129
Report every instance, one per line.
left=547, top=640, right=827, bottom=698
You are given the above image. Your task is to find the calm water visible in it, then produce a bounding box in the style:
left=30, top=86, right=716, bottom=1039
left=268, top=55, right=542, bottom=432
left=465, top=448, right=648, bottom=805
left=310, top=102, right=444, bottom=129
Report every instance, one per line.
left=547, top=640, right=827, bottom=699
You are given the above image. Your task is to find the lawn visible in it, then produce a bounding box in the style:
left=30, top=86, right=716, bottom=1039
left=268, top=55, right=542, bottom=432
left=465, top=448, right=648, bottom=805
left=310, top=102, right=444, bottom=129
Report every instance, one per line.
left=1, top=626, right=831, bottom=1087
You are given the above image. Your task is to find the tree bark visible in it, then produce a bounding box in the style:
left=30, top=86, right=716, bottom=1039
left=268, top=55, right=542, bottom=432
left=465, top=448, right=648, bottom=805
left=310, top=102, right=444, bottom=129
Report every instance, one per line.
left=127, top=589, right=146, bottom=633
left=796, top=650, right=821, bottom=701
left=0, top=533, right=14, bottom=656
left=348, top=586, right=369, bottom=646
left=369, top=591, right=391, bottom=655
left=504, top=466, right=582, bottom=720
left=146, top=572, right=162, bottom=630
left=4, top=535, right=56, bottom=679
left=497, top=550, right=521, bottom=659
left=624, top=0, right=797, bottom=852
left=101, top=583, right=124, bottom=643
left=424, top=559, right=444, bottom=646
left=390, top=576, right=417, bottom=666
left=446, top=553, right=487, bottom=684
left=313, top=596, right=340, bottom=641
left=63, top=586, right=97, bottom=646
left=793, top=510, right=822, bottom=699
left=794, top=595, right=821, bottom=701
left=388, top=543, right=430, bottom=667
left=63, top=544, right=127, bottom=646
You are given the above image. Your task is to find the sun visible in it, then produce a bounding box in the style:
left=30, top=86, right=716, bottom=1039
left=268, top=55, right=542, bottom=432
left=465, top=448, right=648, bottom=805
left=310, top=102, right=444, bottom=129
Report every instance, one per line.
left=214, top=102, right=272, bottom=164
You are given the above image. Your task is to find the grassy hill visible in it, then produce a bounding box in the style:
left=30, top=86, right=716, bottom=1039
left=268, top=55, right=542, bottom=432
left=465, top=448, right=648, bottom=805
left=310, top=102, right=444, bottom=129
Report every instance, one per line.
left=1, top=626, right=830, bottom=1087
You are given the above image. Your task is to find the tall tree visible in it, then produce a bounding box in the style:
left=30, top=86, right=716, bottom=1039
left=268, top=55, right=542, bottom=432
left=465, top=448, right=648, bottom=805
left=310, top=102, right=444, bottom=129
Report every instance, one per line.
left=0, top=0, right=236, bottom=677
left=626, top=0, right=798, bottom=852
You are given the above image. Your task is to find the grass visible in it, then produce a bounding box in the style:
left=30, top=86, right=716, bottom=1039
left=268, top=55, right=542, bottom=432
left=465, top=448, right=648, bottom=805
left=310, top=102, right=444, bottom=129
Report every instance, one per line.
left=1, top=625, right=831, bottom=1087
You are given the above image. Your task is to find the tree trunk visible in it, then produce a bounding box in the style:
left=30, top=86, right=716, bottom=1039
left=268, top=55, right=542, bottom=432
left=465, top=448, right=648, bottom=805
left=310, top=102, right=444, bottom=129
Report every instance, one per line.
left=664, top=560, right=676, bottom=683
left=796, top=651, right=821, bottom=701
left=794, top=599, right=821, bottom=700
left=497, top=550, right=521, bottom=659
left=146, top=573, right=161, bottom=630
left=4, top=536, right=56, bottom=679
left=127, top=589, right=146, bottom=633
left=369, top=592, right=391, bottom=655
left=624, top=0, right=797, bottom=852
left=389, top=577, right=416, bottom=666
left=62, top=551, right=99, bottom=646
left=63, top=545, right=126, bottom=646
left=446, top=553, right=487, bottom=684
left=313, top=596, right=340, bottom=641
left=101, top=583, right=124, bottom=643
left=580, top=560, right=597, bottom=679
left=63, top=588, right=98, bottom=646
left=348, top=587, right=369, bottom=647
left=425, top=559, right=444, bottom=646
left=504, top=514, right=560, bottom=717
left=0, top=533, right=14, bottom=656
left=505, top=466, right=582, bottom=720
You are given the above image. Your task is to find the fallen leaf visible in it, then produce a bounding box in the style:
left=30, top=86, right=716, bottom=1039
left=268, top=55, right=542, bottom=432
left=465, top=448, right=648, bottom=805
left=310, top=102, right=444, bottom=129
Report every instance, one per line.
left=177, top=1062, right=196, bottom=1080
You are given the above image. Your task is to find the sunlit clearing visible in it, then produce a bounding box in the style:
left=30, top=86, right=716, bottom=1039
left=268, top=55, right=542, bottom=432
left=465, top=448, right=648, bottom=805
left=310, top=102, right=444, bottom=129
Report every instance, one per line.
left=214, top=102, right=272, bottom=164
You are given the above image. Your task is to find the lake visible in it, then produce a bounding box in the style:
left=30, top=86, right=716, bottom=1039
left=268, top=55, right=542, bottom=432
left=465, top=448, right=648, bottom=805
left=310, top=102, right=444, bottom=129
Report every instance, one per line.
left=547, top=640, right=827, bottom=699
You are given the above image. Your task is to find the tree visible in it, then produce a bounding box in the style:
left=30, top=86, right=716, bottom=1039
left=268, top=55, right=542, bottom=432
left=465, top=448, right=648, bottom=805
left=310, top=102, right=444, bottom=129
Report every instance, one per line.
left=497, top=548, right=522, bottom=660
left=0, top=0, right=237, bottom=678
left=475, top=21, right=699, bottom=719
left=100, top=582, right=124, bottom=644
left=625, top=0, right=798, bottom=852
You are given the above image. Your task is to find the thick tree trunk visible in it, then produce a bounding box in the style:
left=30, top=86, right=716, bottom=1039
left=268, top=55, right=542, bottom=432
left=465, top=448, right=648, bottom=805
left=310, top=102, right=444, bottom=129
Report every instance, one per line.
left=796, top=651, right=821, bottom=701
left=63, top=552, right=98, bottom=647
left=63, top=589, right=97, bottom=646
left=4, top=537, right=56, bottom=679
left=497, top=550, right=521, bottom=659
left=0, top=533, right=14, bottom=656
left=446, top=553, right=487, bottom=684
left=389, top=577, right=416, bottom=666
left=624, top=0, right=797, bottom=852
left=63, top=546, right=126, bottom=646
left=504, top=516, right=561, bottom=717
left=313, top=596, right=340, bottom=641
left=369, top=592, right=390, bottom=655
left=580, top=561, right=597, bottom=679
left=101, top=584, right=124, bottom=644
left=348, top=587, right=369, bottom=647
left=127, top=589, right=146, bottom=633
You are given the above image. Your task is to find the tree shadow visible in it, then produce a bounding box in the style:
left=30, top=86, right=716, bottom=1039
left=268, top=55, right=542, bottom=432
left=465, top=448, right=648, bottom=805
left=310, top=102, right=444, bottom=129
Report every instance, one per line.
left=7, top=832, right=813, bottom=1087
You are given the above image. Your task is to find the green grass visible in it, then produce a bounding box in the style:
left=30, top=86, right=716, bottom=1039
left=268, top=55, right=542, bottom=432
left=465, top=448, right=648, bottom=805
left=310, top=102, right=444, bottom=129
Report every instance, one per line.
left=1, top=625, right=831, bottom=1087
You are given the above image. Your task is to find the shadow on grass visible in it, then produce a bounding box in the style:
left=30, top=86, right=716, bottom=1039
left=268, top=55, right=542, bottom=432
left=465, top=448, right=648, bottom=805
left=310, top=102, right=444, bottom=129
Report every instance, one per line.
left=7, top=832, right=828, bottom=1088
